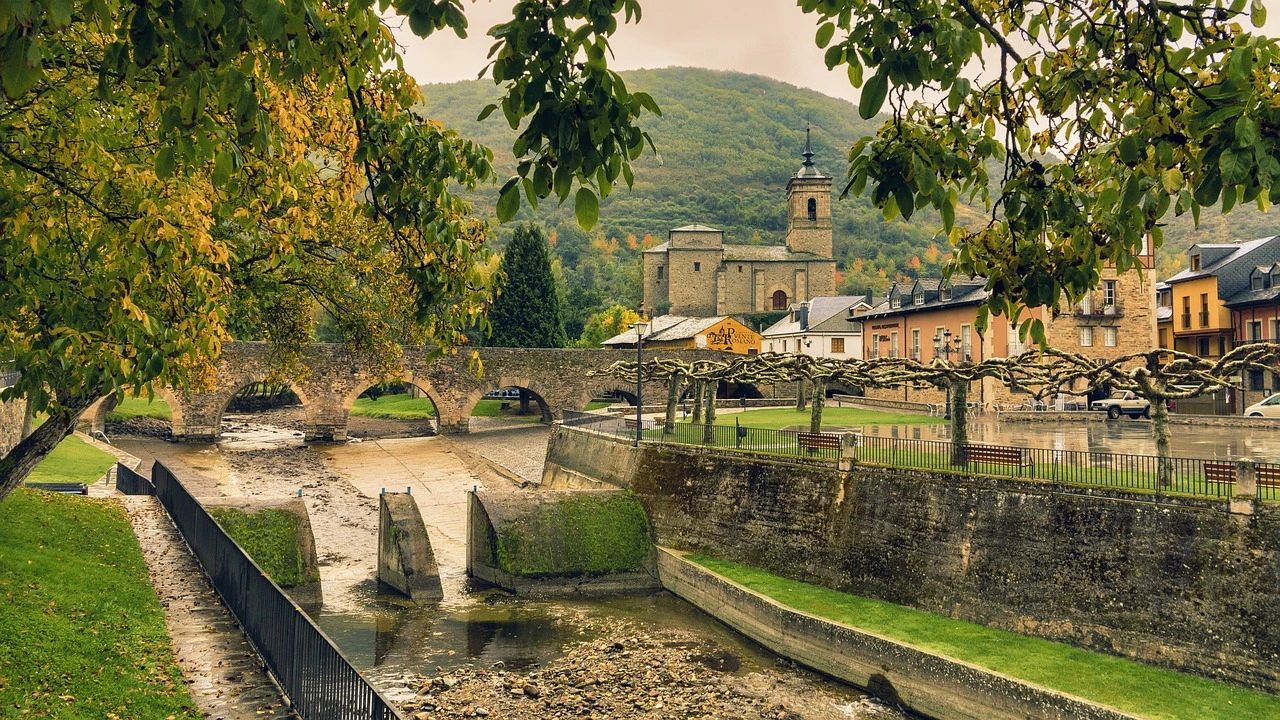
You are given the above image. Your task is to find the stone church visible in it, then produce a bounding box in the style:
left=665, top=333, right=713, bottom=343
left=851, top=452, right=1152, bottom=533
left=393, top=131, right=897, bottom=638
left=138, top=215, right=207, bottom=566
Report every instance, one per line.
left=642, top=132, right=837, bottom=317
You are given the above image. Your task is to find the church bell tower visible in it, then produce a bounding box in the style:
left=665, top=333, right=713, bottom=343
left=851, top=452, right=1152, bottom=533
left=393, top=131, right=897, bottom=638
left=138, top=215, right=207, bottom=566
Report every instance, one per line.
left=785, top=126, right=833, bottom=259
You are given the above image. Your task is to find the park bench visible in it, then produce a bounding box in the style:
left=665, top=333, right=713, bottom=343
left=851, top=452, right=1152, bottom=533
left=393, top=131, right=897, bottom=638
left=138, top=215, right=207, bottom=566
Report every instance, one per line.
left=961, top=444, right=1034, bottom=477
left=1204, top=461, right=1280, bottom=489
left=26, top=482, right=88, bottom=495
left=796, top=431, right=842, bottom=453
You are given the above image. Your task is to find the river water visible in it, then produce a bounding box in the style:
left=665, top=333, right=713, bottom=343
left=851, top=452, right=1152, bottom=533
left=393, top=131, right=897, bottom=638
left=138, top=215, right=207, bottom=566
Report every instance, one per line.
left=115, top=417, right=910, bottom=719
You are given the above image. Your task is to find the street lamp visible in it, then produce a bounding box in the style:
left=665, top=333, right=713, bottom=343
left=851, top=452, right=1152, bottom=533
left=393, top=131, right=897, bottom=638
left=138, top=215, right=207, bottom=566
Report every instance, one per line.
left=631, top=320, right=649, bottom=446
left=933, top=329, right=956, bottom=419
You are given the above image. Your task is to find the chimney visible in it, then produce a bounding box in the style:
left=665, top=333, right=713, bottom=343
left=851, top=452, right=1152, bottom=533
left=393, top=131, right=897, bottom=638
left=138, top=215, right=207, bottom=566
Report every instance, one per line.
left=796, top=301, right=810, bottom=330
left=865, top=288, right=874, bottom=306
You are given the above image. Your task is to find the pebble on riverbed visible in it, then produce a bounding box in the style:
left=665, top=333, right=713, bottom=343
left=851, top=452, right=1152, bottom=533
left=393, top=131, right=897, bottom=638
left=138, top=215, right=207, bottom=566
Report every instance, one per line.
left=398, top=624, right=900, bottom=719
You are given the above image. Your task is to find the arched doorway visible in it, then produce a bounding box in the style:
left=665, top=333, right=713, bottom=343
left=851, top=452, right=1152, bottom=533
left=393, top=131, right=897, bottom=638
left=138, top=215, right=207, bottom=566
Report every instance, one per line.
left=772, top=290, right=789, bottom=310
left=345, top=381, right=440, bottom=439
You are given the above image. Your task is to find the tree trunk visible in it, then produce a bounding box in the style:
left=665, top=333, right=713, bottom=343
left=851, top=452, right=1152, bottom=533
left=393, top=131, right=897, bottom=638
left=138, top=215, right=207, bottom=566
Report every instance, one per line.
left=664, top=374, right=682, bottom=434
left=691, top=380, right=704, bottom=425
left=795, top=379, right=808, bottom=411
left=809, top=378, right=827, bottom=433
left=703, top=382, right=718, bottom=444
left=518, top=388, right=531, bottom=415
left=950, top=378, right=968, bottom=466
left=1152, top=395, right=1173, bottom=487
left=0, top=397, right=95, bottom=503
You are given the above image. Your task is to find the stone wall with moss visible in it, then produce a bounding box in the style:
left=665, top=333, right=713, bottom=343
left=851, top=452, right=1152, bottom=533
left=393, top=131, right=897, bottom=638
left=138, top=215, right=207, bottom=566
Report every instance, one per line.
left=206, top=500, right=320, bottom=589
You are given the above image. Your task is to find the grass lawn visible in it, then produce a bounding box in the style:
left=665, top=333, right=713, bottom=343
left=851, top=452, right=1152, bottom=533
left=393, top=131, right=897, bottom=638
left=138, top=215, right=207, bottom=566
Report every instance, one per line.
left=207, top=507, right=317, bottom=587
left=471, top=398, right=543, bottom=422
left=26, top=433, right=117, bottom=486
left=0, top=489, right=200, bottom=719
left=105, top=394, right=171, bottom=422
left=695, top=406, right=945, bottom=430
left=584, top=401, right=611, bottom=411
left=690, top=555, right=1280, bottom=720
left=350, top=392, right=437, bottom=419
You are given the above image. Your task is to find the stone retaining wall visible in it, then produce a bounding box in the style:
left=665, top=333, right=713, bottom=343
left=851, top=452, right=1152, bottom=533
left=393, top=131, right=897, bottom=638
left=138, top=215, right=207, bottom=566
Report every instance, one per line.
left=830, top=394, right=932, bottom=414
left=658, top=549, right=1138, bottom=720
left=999, top=410, right=1280, bottom=429
left=0, top=395, right=30, bottom=457
left=547, top=426, right=1280, bottom=692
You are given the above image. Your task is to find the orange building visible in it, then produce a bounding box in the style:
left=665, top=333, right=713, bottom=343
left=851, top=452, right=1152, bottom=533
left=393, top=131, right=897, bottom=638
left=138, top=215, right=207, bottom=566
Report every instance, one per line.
left=601, top=315, right=761, bottom=354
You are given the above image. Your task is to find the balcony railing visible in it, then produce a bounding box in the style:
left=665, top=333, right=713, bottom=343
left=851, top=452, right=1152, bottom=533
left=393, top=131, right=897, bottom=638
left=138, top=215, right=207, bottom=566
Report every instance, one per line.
left=1075, top=295, right=1124, bottom=319
left=1181, top=313, right=1192, bottom=329
left=1199, top=310, right=1210, bottom=327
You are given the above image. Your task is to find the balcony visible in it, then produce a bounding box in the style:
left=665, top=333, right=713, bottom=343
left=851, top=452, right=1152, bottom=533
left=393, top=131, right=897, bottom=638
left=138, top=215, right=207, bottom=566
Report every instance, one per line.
left=1075, top=295, right=1124, bottom=322
left=1199, top=311, right=1210, bottom=328
left=1181, top=313, right=1192, bottom=329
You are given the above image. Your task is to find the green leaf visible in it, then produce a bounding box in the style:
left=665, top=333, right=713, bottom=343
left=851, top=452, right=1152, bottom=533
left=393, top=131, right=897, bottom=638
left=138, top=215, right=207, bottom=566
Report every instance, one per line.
left=815, top=22, right=835, bottom=48
left=212, top=150, right=234, bottom=187
left=496, top=178, right=520, bottom=222
left=574, top=187, right=599, bottom=230
left=477, top=103, right=498, bottom=122
left=859, top=72, right=888, bottom=120
left=1118, top=136, right=1140, bottom=164
left=1252, top=0, right=1267, bottom=26
left=1220, top=147, right=1252, bottom=186
left=1161, top=168, right=1184, bottom=193
left=154, top=147, right=175, bottom=179
left=49, top=0, right=73, bottom=27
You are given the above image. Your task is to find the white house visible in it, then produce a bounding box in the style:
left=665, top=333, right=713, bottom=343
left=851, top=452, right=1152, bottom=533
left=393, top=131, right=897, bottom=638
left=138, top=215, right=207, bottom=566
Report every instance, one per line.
left=761, top=295, right=880, bottom=358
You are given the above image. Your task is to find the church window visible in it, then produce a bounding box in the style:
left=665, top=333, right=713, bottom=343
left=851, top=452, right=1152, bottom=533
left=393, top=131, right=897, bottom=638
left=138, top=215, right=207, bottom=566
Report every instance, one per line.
left=772, top=290, right=788, bottom=310
left=738, top=265, right=743, bottom=272
left=694, top=262, right=701, bottom=272
left=807, top=197, right=817, bottom=220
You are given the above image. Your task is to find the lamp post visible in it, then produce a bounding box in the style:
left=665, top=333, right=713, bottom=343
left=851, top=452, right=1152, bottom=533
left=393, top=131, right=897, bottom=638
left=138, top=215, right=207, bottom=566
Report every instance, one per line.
left=933, top=329, right=956, bottom=419
left=631, top=320, right=649, bottom=446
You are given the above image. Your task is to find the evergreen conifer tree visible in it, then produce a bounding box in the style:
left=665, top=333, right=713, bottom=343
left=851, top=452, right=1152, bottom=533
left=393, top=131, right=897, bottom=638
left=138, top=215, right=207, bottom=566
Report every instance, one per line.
left=490, top=224, right=567, bottom=348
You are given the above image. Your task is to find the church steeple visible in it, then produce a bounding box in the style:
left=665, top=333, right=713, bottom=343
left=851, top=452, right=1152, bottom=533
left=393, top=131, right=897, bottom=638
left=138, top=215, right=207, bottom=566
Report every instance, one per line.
left=796, top=123, right=826, bottom=178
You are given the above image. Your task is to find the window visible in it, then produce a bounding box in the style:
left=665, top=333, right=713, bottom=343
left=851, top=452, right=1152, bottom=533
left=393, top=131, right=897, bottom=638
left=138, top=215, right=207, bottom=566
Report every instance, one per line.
left=1200, top=293, right=1209, bottom=327
left=771, top=290, right=788, bottom=311
left=807, top=197, right=817, bottom=220
left=890, top=295, right=902, bottom=309
left=1080, top=293, right=1093, bottom=314
left=1253, top=273, right=1265, bottom=291
left=940, top=286, right=952, bottom=301
left=890, top=331, right=899, bottom=358
left=1159, top=327, right=1168, bottom=348
left=1104, top=327, right=1117, bottom=347
left=1198, top=337, right=1210, bottom=356
left=1080, top=327, right=1094, bottom=347
left=1250, top=370, right=1266, bottom=391
left=693, top=261, right=701, bottom=272
left=738, top=265, right=743, bottom=272
left=831, top=337, right=845, bottom=354
left=1103, top=280, right=1117, bottom=307
left=1007, top=323, right=1025, bottom=356
left=656, top=266, right=664, bottom=280
left=1182, top=296, right=1191, bottom=329
left=1250, top=321, right=1263, bottom=342
left=960, top=325, right=972, bottom=361
left=913, top=291, right=924, bottom=306
left=911, top=329, right=920, bottom=359
left=1272, top=319, right=1280, bottom=340
left=1190, top=253, right=1201, bottom=271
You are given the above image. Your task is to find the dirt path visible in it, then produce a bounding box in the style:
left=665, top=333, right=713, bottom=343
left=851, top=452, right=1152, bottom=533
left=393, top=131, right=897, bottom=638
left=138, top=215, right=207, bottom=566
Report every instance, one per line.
left=122, top=493, right=296, bottom=719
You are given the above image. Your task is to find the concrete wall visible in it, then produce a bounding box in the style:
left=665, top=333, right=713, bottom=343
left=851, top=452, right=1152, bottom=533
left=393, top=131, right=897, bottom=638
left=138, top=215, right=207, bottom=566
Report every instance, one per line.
left=659, top=549, right=1137, bottom=720
left=378, top=492, right=442, bottom=602
left=542, top=425, right=643, bottom=489
left=549, top=427, right=1280, bottom=692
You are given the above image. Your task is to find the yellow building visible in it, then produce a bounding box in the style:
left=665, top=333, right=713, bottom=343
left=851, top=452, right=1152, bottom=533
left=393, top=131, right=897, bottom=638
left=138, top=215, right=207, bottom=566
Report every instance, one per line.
left=1165, top=239, right=1280, bottom=359
left=601, top=315, right=761, bottom=354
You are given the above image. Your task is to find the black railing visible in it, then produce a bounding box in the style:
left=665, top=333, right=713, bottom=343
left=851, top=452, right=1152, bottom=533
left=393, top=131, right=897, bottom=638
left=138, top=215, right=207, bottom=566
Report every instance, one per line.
left=559, top=413, right=1257, bottom=501
left=115, top=462, right=154, bottom=496
left=1257, top=462, right=1280, bottom=503
left=150, top=462, right=403, bottom=720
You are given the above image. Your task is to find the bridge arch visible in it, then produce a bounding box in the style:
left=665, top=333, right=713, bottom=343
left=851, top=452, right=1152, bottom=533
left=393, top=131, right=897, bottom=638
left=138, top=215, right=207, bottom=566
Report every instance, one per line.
left=213, top=378, right=311, bottom=438
left=82, top=386, right=184, bottom=437
left=459, top=376, right=555, bottom=427
left=338, top=379, right=442, bottom=438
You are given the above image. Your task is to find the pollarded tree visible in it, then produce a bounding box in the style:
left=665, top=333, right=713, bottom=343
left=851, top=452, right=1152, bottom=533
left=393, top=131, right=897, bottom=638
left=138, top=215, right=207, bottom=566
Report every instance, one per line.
left=0, top=0, right=655, bottom=501
left=805, top=0, right=1280, bottom=337
left=490, top=224, right=569, bottom=349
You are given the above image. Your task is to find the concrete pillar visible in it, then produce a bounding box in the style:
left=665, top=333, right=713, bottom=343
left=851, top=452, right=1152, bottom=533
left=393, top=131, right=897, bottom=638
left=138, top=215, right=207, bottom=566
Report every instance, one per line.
left=378, top=492, right=443, bottom=602
left=839, top=433, right=858, bottom=472
left=1235, top=460, right=1258, bottom=497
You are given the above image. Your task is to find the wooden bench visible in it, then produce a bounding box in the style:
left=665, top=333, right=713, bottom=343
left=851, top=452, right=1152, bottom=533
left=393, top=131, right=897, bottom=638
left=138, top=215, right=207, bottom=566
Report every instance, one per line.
left=26, top=482, right=88, bottom=495
left=797, top=432, right=842, bottom=452
left=961, top=444, right=1034, bottom=477
left=1205, top=461, right=1280, bottom=489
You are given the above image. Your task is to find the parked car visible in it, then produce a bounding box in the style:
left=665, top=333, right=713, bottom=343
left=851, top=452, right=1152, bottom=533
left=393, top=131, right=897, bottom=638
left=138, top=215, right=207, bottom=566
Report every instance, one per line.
left=1244, top=392, right=1280, bottom=417
left=1090, top=391, right=1151, bottom=419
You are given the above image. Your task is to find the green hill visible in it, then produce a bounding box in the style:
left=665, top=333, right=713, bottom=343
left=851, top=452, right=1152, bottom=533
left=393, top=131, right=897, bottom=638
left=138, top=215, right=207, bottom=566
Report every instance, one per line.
left=419, top=67, right=1277, bottom=336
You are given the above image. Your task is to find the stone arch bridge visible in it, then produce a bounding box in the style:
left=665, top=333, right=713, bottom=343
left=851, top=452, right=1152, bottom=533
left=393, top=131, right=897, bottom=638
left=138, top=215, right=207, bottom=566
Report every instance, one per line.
left=93, top=342, right=721, bottom=441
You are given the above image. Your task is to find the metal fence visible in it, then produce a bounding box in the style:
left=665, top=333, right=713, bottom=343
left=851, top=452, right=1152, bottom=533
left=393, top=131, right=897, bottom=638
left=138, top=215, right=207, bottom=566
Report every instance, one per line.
left=150, top=462, right=403, bottom=720
left=559, top=410, right=1258, bottom=501
left=115, top=462, right=154, bottom=496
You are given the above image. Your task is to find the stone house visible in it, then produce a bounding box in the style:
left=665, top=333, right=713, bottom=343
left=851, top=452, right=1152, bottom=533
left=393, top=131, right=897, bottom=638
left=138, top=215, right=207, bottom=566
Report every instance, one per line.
left=642, top=131, right=836, bottom=317
left=601, top=315, right=762, bottom=355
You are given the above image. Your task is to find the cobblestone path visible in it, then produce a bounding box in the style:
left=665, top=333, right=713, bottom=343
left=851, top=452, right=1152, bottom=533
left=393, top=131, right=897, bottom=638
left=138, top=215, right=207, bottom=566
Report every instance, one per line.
left=122, top=494, right=297, bottom=720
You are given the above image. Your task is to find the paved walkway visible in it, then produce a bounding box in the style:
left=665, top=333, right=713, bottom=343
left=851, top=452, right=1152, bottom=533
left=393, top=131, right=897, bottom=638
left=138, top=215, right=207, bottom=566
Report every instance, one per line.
left=446, top=418, right=552, bottom=484
left=122, top=493, right=296, bottom=719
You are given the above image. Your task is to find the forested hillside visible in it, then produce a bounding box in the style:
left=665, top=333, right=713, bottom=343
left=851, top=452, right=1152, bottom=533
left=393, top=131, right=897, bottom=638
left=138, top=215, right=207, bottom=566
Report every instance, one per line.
left=421, top=67, right=1277, bottom=338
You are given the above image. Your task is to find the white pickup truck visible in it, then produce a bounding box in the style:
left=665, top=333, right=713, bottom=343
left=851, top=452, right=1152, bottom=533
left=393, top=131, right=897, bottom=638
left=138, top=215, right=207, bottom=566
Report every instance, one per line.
left=1090, top=391, right=1151, bottom=419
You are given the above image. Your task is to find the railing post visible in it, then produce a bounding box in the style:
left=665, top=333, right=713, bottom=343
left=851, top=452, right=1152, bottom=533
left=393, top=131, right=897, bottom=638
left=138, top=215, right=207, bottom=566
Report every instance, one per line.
left=1231, top=460, right=1258, bottom=517
left=838, top=433, right=857, bottom=471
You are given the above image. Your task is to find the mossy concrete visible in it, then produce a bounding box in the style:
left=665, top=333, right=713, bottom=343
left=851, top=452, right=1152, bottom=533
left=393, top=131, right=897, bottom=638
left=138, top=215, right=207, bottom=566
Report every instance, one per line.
left=378, top=492, right=443, bottom=602
left=204, top=498, right=321, bottom=605
left=466, top=489, right=660, bottom=597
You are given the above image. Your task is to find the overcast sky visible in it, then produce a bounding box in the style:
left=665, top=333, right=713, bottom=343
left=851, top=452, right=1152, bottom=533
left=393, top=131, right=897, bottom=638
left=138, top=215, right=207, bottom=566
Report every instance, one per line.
left=388, top=0, right=858, bottom=102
